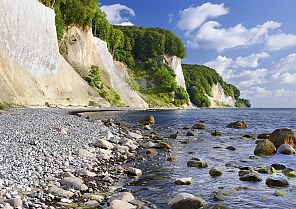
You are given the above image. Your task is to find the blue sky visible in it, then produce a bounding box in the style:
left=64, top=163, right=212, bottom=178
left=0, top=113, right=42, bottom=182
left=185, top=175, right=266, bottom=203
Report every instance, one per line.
left=100, top=0, right=296, bottom=108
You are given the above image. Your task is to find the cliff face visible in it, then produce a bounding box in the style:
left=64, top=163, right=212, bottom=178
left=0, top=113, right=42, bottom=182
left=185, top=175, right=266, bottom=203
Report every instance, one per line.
left=61, top=27, right=148, bottom=108
left=164, top=55, right=187, bottom=89
left=0, top=0, right=107, bottom=106
left=208, top=83, right=236, bottom=107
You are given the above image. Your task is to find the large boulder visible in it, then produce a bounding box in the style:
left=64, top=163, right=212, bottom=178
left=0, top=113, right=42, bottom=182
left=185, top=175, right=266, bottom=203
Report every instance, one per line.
left=266, top=177, right=289, bottom=187
left=139, top=115, right=155, bottom=125
left=277, top=144, right=296, bottom=155
left=168, top=193, right=207, bottom=209
left=191, top=123, right=206, bottom=130
left=269, top=129, right=296, bottom=148
left=226, top=121, right=248, bottom=129
left=254, top=140, right=276, bottom=156
left=257, top=133, right=271, bottom=139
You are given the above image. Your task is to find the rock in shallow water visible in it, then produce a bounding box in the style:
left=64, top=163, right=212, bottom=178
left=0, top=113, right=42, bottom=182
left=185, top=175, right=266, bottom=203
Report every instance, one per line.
left=254, top=140, right=276, bottom=156
left=210, top=191, right=225, bottom=201
left=269, top=128, right=296, bottom=148
left=174, top=177, right=192, bottom=185
left=108, top=192, right=134, bottom=203
left=168, top=193, right=207, bottom=209
left=109, top=199, right=136, bottom=209
left=191, top=123, right=206, bottom=130
left=139, top=115, right=155, bottom=125
left=277, top=144, right=296, bottom=155
left=226, top=121, right=248, bottom=129
left=187, top=159, right=208, bottom=168
left=125, top=167, right=143, bottom=177
left=239, top=173, right=262, bottom=182
left=266, top=177, right=289, bottom=187
left=200, top=204, right=230, bottom=209
left=209, top=166, right=223, bottom=177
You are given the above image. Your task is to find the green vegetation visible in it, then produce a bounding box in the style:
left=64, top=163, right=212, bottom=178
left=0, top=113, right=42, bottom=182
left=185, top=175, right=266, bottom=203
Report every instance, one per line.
left=183, top=64, right=250, bottom=108
left=84, top=65, right=124, bottom=107
left=130, top=59, right=189, bottom=107
left=0, top=102, right=13, bottom=110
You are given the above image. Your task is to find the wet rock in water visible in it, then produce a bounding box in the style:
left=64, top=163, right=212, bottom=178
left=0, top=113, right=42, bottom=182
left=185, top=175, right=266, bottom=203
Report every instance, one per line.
left=170, top=131, right=179, bottom=139
left=271, top=163, right=286, bottom=170
left=226, top=121, right=248, bottom=129
left=266, top=177, right=289, bottom=187
left=6, top=197, right=22, bottom=208
left=191, top=123, right=206, bottom=130
left=125, top=167, right=143, bottom=177
left=239, top=173, right=262, bottom=182
left=209, top=166, right=223, bottom=177
left=187, top=159, right=208, bottom=168
left=109, top=200, right=136, bottom=209
left=211, top=131, right=222, bottom=136
left=174, top=177, right=192, bottom=185
left=277, top=144, right=296, bottom=155
left=75, top=148, right=94, bottom=158
left=257, top=133, right=270, bottom=139
left=155, top=142, right=172, bottom=150
left=282, top=169, right=296, bottom=178
left=274, top=190, right=286, bottom=196
left=256, top=166, right=276, bottom=174
left=210, top=191, right=225, bottom=201
left=254, top=140, right=276, bottom=156
left=60, top=177, right=88, bottom=191
left=238, top=170, right=254, bottom=177
left=95, top=139, right=114, bottom=150
left=108, top=192, right=134, bottom=203
left=200, top=204, right=230, bottom=209
left=226, top=146, right=236, bottom=151
left=187, top=131, right=195, bottom=136
left=48, top=186, right=74, bottom=198
left=168, top=193, right=207, bottom=209
left=269, top=128, right=296, bottom=148
left=167, top=156, right=177, bottom=162
left=139, top=115, right=155, bottom=125
left=243, top=134, right=253, bottom=139
left=146, top=148, right=158, bottom=156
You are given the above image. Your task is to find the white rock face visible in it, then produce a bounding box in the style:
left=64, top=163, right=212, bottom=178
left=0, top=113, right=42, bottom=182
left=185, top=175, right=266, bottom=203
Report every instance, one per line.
left=208, top=83, right=236, bottom=107
left=164, top=55, right=186, bottom=89
left=0, top=0, right=106, bottom=106
left=62, top=27, right=148, bottom=108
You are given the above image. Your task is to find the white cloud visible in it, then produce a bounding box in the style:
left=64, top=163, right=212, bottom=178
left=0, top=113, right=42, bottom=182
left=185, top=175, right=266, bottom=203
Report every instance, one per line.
left=177, top=3, right=228, bottom=31
left=275, top=53, right=296, bottom=72
left=235, top=52, right=269, bottom=68
left=231, top=68, right=268, bottom=87
left=100, top=4, right=135, bottom=26
left=272, top=72, right=296, bottom=84
left=266, top=33, right=296, bottom=51
left=188, top=21, right=281, bottom=51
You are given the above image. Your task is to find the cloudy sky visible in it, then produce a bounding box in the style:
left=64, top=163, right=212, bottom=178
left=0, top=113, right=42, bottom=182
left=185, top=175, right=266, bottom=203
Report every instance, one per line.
left=100, top=0, right=296, bottom=108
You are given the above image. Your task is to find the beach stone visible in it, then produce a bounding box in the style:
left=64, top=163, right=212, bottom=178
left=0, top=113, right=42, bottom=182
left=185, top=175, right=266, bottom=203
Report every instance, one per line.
left=226, top=146, right=236, bottom=151
left=146, top=148, right=158, bottom=156
left=210, top=191, right=225, bottom=201
left=187, top=159, right=208, bottom=168
left=60, top=177, right=88, bottom=191
left=75, top=169, right=96, bottom=177
left=6, top=197, right=22, bottom=208
left=167, top=156, right=177, bottom=162
left=191, top=123, right=206, bottom=130
left=239, top=173, right=262, bottom=182
left=256, top=166, right=276, bottom=174
left=282, top=169, right=296, bottom=178
left=156, top=142, right=172, bottom=150
left=226, top=121, right=248, bottom=129
left=211, top=131, right=222, bottom=136
left=209, top=166, right=223, bottom=177
left=269, top=128, right=296, bottom=148
left=254, top=140, right=276, bottom=156
left=274, top=190, right=286, bottom=196
left=102, top=130, right=114, bottom=140
left=169, top=131, right=179, bottom=139
left=238, top=170, right=253, bottom=177
left=2, top=204, right=14, bottom=209
left=109, top=200, right=136, bottom=209
left=48, top=186, right=74, bottom=198
left=271, top=164, right=286, bottom=170
left=174, top=177, right=192, bottom=185
left=128, top=132, right=143, bottom=140
left=200, top=204, right=230, bottom=209
left=266, top=177, right=289, bottom=187
left=84, top=193, right=104, bottom=201
left=168, top=193, right=207, bottom=209
left=84, top=200, right=100, bottom=207
left=257, top=133, right=270, bottom=139
left=277, top=144, right=296, bottom=155
left=108, top=192, right=134, bottom=203
left=125, top=167, right=143, bottom=176
left=76, top=148, right=94, bottom=158
left=95, top=139, right=114, bottom=150
left=139, top=115, right=155, bottom=125
left=243, top=134, right=253, bottom=139
left=143, top=141, right=155, bottom=149
left=187, top=131, right=194, bottom=136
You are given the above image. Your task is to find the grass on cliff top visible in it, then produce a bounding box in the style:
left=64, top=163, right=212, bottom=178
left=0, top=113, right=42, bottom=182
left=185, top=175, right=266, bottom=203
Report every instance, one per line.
left=0, top=102, right=14, bottom=110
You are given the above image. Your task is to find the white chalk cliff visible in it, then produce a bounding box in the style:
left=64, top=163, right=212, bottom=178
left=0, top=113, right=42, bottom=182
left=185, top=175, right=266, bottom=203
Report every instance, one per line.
left=0, top=0, right=107, bottom=106
left=208, top=83, right=236, bottom=107
left=61, top=27, right=148, bottom=108
left=164, top=55, right=187, bottom=89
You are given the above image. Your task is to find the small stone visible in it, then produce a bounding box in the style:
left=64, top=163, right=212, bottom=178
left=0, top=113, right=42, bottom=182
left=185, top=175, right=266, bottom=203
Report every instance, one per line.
left=75, top=169, right=96, bottom=177
left=210, top=191, right=225, bottom=201
left=266, top=177, right=289, bottom=187
left=187, top=131, right=194, bottom=136
left=84, top=193, right=104, bottom=201
left=274, top=190, right=286, bottom=196
left=60, top=177, right=88, bottom=191
left=6, top=198, right=22, bottom=208
left=146, top=148, right=158, bottom=156
left=48, top=186, right=74, bottom=198
left=239, top=173, right=262, bottom=182
left=191, top=123, right=206, bottom=130
left=238, top=170, right=253, bottom=177
left=95, top=139, right=114, bottom=150
left=243, top=134, right=253, bottom=139
left=271, top=164, right=286, bottom=170
left=127, top=132, right=143, bottom=140
left=108, top=192, right=134, bottom=203
left=226, top=121, right=248, bottom=129
left=211, top=131, right=222, bottom=136
left=168, top=193, right=207, bottom=209
left=169, top=131, right=179, bottom=139
left=167, top=156, right=177, bottom=162
left=155, top=142, right=172, bottom=150
left=282, top=170, right=296, bottom=178
left=109, top=200, right=136, bottom=209
left=226, top=146, right=236, bottom=151
left=200, top=204, right=230, bottom=209
left=254, top=140, right=276, bottom=156
left=257, top=133, right=270, bottom=139
left=209, top=166, right=223, bottom=177
left=174, top=177, right=192, bottom=185
left=60, top=198, right=72, bottom=203
left=76, top=148, right=94, bottom=158
left=139, top=115, right=155, bottom=125
left=277, top=144, right=296, bottom=155
left=187, top=159, right=208, bottom=168
left=256, top=166, right=276, bottom=174
left=143, top=141, right=155, bottom=149
left=125, top=167, right=143, bottom=177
